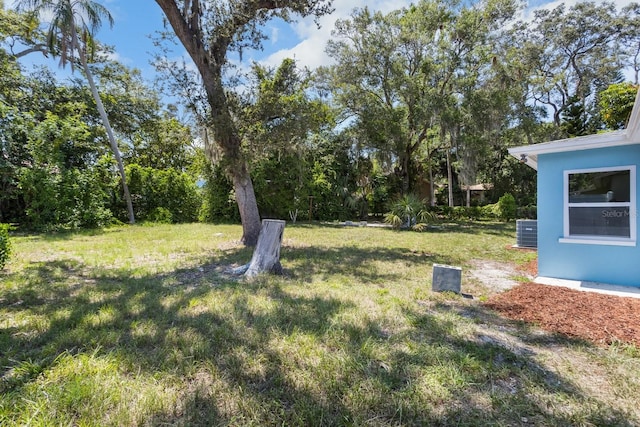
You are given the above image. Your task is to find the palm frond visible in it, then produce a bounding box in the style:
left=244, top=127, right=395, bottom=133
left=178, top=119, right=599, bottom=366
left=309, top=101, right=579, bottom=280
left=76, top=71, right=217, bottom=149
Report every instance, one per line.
left=412, top=222, right=429, bottom=232
left=383, top=212, right=403, bottom=229
left=15, top=0, right=113, bottom=69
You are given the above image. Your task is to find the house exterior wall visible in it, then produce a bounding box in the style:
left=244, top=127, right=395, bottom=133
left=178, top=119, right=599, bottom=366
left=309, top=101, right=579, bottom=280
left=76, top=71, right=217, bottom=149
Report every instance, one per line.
left=537, top=144, right=640, bottom=287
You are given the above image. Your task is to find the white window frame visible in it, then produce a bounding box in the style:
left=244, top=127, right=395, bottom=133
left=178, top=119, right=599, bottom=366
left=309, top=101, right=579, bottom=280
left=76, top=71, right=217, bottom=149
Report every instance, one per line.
left=560, top=165, right=636, bottom=247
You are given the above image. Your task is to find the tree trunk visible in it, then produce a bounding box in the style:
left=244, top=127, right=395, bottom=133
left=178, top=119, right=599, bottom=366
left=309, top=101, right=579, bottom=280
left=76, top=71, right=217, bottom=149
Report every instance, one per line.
left=442, top=127, right=454, bottom=208
left=429, top=162, right=435, bottom=207
left=80, top=49, right=135, bottom=224
left=245, top=219, right=285, bottom=278
left=232, top=163, right=262, bottom=247
left=155, top=0, right=263, bottom=246
left=466, top=187, right=471, bottom=208
left=446, top=148, right=454, bottom=207
left=400, top=147, right=411, bottom=195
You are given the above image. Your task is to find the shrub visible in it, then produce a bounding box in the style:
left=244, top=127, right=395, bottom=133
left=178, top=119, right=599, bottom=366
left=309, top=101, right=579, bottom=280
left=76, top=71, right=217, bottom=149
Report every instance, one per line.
left=384, top=194, right=435, bottom=231
left=126, top=164, right=201, bottom=223
left=497, top=193, right=516, bottom=221
left=148, top=207, right=173, bottom=224
left=199, top=165, right=240, bottom=223
left=0, top=223, right=11, bottom=270
left=428, top=205, right=491, bottom=221
left=450, top=206, right=483, bottom=221
left=481, top=204, right=498, bottom=219
left=19, top=165, right=113, bottom=230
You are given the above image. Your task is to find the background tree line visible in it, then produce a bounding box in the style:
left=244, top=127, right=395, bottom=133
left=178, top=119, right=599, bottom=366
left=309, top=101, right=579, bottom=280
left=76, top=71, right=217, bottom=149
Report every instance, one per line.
left=1, top=0, right=639, bottom=232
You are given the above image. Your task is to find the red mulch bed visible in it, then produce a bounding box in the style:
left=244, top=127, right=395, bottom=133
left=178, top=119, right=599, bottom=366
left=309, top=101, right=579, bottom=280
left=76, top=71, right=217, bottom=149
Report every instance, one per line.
left=486, top=253, right=640, bottom=347
left=518, top=258, right=538, bottom=277
left=484, top=282, right=640, bottom=347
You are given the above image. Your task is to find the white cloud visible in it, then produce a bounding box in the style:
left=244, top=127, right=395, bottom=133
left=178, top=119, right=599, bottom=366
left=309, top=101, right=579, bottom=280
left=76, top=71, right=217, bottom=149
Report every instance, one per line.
left=261, top=0, right=413, bottom=70
left=269, top=26, right=280, bottom=45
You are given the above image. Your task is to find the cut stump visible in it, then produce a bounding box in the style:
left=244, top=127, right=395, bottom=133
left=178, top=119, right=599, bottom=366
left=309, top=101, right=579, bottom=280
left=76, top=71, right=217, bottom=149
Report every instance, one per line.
left=245, top=219, right=285, bottom=278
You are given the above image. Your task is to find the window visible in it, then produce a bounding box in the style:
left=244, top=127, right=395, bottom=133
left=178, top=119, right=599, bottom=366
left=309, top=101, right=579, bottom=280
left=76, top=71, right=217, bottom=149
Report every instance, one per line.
left=561, top=166, right=636, bottom=246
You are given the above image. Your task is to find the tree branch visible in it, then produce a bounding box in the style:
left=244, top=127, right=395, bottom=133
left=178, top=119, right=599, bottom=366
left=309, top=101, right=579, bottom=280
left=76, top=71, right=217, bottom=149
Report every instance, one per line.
left=13, top=44, right=49, bottom=58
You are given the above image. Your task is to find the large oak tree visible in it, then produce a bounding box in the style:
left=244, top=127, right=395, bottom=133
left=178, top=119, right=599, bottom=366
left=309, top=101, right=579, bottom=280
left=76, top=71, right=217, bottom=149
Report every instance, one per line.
left=325, top=0, right=518, bottom=205
left=155, top=0, right=333, bottom=246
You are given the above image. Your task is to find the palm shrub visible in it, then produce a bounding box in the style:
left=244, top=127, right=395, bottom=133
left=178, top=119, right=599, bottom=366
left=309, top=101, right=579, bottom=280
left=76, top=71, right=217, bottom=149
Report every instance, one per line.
left=0, top=223, right=11, bottom=270
left=384, top=194, right=435, bottom=231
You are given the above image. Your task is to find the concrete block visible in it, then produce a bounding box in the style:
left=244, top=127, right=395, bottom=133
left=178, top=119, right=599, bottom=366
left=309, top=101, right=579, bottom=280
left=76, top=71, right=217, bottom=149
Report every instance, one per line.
left=432, top=263, right=462, bottom=293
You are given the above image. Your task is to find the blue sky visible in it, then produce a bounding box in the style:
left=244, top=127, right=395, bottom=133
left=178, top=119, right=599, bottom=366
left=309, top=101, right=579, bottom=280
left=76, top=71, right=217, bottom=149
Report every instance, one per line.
left=6, top=0, right=636, bottom=97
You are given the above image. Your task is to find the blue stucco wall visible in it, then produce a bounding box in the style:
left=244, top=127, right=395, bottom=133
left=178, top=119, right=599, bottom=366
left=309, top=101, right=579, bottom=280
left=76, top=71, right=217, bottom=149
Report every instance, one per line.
left=537, top=144, right=640, bottom=287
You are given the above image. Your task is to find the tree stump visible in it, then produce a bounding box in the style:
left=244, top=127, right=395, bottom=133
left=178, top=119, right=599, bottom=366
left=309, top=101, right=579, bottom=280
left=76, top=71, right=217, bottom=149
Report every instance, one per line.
left=245, top=219, right=286, bottom=278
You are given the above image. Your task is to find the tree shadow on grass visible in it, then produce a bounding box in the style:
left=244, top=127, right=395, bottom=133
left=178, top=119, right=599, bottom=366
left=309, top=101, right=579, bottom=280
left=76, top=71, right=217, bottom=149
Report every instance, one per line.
left=0, top=257, right=636, bottom=426
left=10, top=227, right=116, bottom=242
left=426, top=221, right=517, bottom=238
left=397, top=302, right=636, bottom=426
left=291, top=221, right=516, bottom=238
left=1, top=259, right=358, bottom=424
left=281, top=244, right=455, bottom=284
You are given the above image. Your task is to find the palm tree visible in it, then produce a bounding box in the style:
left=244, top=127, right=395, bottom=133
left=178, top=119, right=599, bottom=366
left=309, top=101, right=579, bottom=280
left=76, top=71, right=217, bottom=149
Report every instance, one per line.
left=16, top=0, right=135, bottom=224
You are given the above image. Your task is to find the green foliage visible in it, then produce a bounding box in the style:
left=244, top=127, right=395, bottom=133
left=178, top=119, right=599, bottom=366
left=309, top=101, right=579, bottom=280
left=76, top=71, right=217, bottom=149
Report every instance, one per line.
left=251, top=152, right=306, bottom=219
left=598, top=82, right=638, bottom=130
left=125, top=164, right=200, bottom=223
left=147, top=207, right=172, bottom=224
left=199, top=164, right=240, bottom=223
left=481, top=204, right=498, bottom=220
left=384, top=194, right=435, bottom=230
left=497, top=193, right=516, bottom=221
left=0, top=222, right=11, bottom=270
left=516, top=205, right=537, bottom=220
left=452, top=206, right=482, bottom=221
left=0, top=3, right=43, bottom=54
left=561, top=97, right=592, bottom=137
left=427, top=205, right=501, bottom=221
left=518, top=1, right=627, bottom=127
left=19, top=164, right=113, bottom=230
left=308, top=158, right=356, bottom=221
left=16, top=109, right=114, bottom=230
left=242, top=59, right=335, bottom=155
left=368, top=167, right=389, bottom=216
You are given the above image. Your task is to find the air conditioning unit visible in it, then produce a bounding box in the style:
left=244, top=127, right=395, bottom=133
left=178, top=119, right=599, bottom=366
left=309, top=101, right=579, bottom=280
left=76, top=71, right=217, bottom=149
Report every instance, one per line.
left=516, top=219, right=537, bottom=248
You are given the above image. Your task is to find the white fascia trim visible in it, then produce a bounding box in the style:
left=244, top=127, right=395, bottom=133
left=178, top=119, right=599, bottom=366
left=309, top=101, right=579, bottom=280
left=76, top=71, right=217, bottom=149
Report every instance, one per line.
left=509, top=130, right=628, bottom=156
left=508, top=131, right=633, bottom=170
left=624, top=88, right=640, bottom=142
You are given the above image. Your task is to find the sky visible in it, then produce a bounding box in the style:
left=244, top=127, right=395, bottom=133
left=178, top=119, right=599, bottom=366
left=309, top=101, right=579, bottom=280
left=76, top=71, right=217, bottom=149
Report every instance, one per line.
left=5, top=0, right=637, bottom=104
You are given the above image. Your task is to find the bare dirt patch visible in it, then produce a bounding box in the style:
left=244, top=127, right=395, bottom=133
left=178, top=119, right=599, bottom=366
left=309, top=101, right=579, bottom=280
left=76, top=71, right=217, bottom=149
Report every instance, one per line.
left=467, top=259, right=533, bottom=292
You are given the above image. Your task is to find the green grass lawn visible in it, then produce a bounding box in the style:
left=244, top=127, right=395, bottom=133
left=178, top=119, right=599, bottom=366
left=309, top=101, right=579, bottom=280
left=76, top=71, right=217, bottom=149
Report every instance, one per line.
left=1, top=222, right=638, bottom=426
